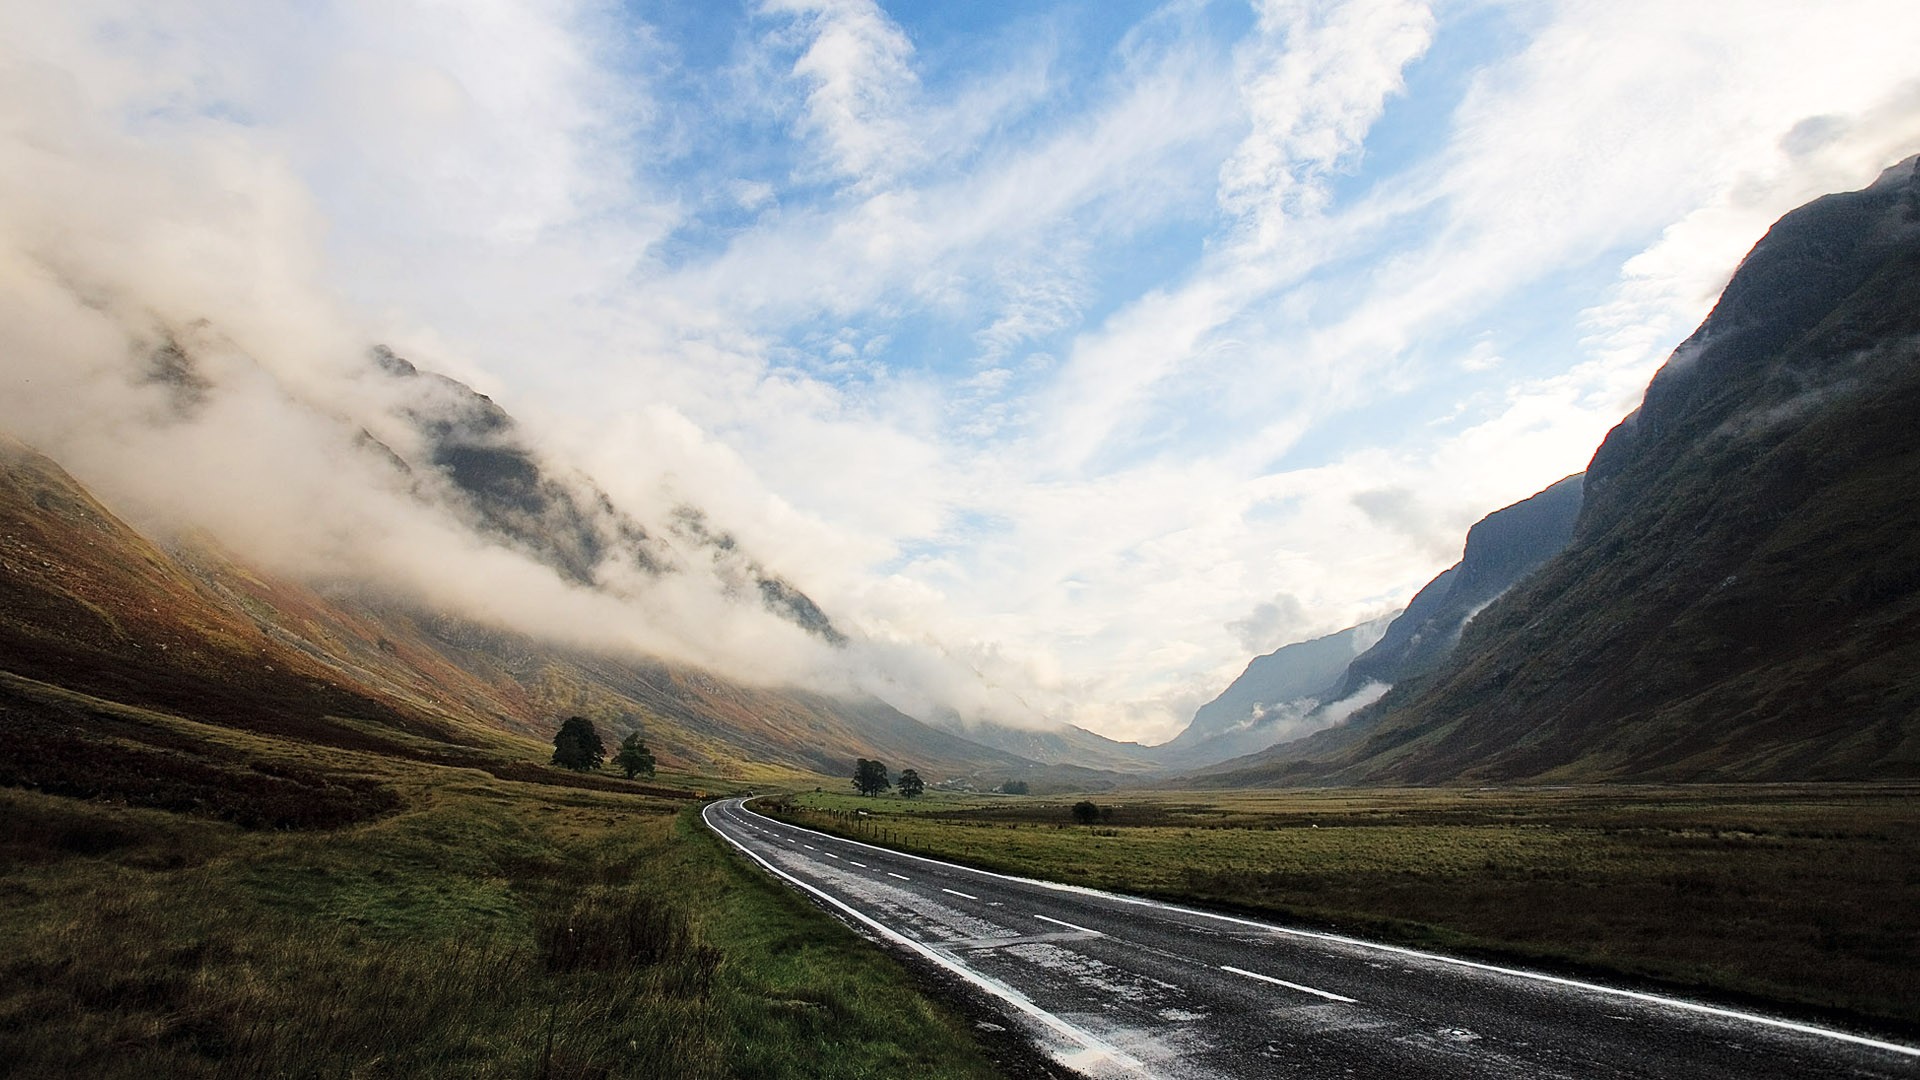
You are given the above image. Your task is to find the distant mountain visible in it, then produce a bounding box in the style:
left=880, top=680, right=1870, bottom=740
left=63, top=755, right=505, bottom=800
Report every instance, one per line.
left=921, top=710, right=1160, bottom=775
left=1200, top=154, right=1920, bottom=786
left=1334, top=473, right=1583, bottom=697
left=0, top=434, right=1084, bottom=786
left=1151, top=618, right=1393, bottom=769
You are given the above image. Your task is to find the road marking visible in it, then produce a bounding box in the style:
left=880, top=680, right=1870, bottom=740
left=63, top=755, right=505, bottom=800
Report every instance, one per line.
left=1033, top=914, right=1102, bottom=936
left=942, top=888, right=978, bottom=900
left=824, top=852, right=842, bottom=860
left=1221, top=965, right=1357, bottom=1004
left=887, top=871, right=911, bottom=880
left=849, top=860, right=868, bottom=868
left=700, top=802, right=1155, bottom=1079
left=731, top=800, right=1920, bottom=1059
left=803, top=844, right=817, bottom=850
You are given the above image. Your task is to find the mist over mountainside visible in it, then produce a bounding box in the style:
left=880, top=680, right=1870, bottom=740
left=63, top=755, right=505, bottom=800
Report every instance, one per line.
left=1197, top=155, right=1920, bottom=786
left=1162, top=471, right=1583, bottom=771
left=0, top=433, right=1091, bottom=785
left=1333, top=473, right=1585, bottom=699
left=919, top=706, right=1160, bottom=774
left=365, top=346, right=848, bottom=645
left=1152, top=618, right=1393, bottom=769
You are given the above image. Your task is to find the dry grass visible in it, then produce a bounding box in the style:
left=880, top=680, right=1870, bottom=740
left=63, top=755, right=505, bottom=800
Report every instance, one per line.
left=0, top=688, right=1005, bottom=1080
left=770, top=783, right=1920, bottom=1032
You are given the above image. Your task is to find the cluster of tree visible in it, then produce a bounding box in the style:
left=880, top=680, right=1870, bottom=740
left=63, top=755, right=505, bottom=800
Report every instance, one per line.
left=1071, top=800, right=1103, bottom=825
left=998, top=780, right=1029, bottom=795
left=549, top=716, right=655, bottom=779
left=851, top=759, right=924, bottom=798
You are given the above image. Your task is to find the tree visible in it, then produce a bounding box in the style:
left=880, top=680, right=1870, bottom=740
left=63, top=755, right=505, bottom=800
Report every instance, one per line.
left=999, top=780, right=1029, bottom=795
left=614, top=732, right=656, bottom=779
left=1071, top=800, right=1101, bottom=825
left=551, top=716, right=605, bottom=771
left=852, top=758, right=891, bottom=797
left=897, top=768, right=924, bottom=799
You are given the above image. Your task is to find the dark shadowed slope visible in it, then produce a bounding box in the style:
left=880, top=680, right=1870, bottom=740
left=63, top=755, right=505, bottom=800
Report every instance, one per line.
left=1335, top=472, right=1583, bottom=697
left=1204, top=154, right=1920, bottom=787
left=1175, top=472, right=1582, bottom=778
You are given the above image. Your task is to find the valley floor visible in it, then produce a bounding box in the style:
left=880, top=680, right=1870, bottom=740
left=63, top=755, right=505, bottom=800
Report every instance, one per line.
left=0, top=677, right=1015, bottom=1080
left=762, top=783, right=1920, bottom=1035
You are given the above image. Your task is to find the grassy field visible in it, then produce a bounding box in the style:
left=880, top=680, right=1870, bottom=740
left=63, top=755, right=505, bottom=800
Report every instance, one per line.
left=0, top=682, right=1006, bottom=1079
left=764, top=784, right=1920, bottom=1033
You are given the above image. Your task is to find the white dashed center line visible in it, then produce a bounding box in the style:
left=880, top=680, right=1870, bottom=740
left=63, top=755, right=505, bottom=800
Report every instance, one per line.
left=849, top=861, right=868, bottom=868
left=1221, top=965, right=1357, bottom=1004
left=941, top=888, right=978, bottom=900
left=887, top=872, right=911, bottom=881
left=824, top=852, right=842, bottom=860
left=1032, top=913, right=1101, bottom=936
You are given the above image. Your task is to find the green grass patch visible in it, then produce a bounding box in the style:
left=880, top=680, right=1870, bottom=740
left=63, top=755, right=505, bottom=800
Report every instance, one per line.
left=765, top=783, right=1920, bottom=1031
left=0, top=704, right=1005, bottom=1078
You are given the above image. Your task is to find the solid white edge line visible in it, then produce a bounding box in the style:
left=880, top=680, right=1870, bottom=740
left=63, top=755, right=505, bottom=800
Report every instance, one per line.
left=942, top=888, right=979, bottom=900
left=703, top=801, right=1155, bottom=1078
left=886, top=871, right=911, bottom=880
left=1033, top=913, right=1102, bottom=937
left=734, top=801, right=1920, bottom=1059
left=1221, top=965, right=1357, bottom=1004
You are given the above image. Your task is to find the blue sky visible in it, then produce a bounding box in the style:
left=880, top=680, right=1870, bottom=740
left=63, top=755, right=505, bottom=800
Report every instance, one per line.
left=6, top=0, right=1920, bottom=741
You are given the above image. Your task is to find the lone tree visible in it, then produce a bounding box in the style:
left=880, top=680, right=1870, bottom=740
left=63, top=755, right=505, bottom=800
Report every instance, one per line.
left=551, top=716, right=606, bottom=771
left=897, top=768, right=924, bottom=799
left=852, top=758, right=891, bottom=797
left=614, top=732, right=656, bottom=779
left=1071, top=800, right=1101, bottom=825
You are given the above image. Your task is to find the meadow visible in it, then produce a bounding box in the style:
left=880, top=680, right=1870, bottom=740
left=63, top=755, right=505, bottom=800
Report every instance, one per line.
left=765, top=783, right=1920, bottom=1033
left=0, top=678, right=1011, bottom=1080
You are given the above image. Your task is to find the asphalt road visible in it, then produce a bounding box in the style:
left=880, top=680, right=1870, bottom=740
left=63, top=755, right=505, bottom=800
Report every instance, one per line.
left=703, top=797, right=1918, bottom=1080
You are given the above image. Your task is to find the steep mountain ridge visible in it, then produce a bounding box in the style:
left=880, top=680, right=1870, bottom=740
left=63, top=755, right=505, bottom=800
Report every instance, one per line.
left=1201, top=154, right=1920, bottom=786
left=1335, top=473, right=1584, bottom=697
left=1162, top=471, right=1583, bottom=772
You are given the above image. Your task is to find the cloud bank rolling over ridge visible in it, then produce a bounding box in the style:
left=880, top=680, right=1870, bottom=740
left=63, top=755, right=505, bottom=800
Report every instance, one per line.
left=3, top=0, right=1918, bottom=742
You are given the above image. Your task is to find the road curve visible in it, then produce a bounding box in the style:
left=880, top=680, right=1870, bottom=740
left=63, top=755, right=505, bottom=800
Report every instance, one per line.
left=703, top=798, right=1918, bottom=1080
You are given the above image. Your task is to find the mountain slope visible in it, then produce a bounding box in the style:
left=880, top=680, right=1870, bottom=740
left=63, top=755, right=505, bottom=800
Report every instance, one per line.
left=1165, top=472, right=1583, bottom=774
left=1212, top=154, right=1920, bottom=785
left=365, top=346, right=845, bottom=644
left=1335, top=473, right=1583, bottom=696
left=0, top=435, right=1054, bottom=783
left=1152, top=619, right=1392, bottom=769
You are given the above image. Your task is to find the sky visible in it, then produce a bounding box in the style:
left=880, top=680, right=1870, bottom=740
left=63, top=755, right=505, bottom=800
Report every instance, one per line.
left=3, top=0, right=1919, bottom=743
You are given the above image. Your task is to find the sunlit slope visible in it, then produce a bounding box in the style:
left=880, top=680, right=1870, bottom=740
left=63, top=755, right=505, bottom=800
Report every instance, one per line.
left=1212, top=155, right=1920, bottom=785
left=0, top=436, right=1043, bottom=781
left=0, top=434, right=482, bottom=754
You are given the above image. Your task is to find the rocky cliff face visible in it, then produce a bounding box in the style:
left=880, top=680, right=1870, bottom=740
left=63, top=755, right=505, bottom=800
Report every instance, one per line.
left=1204, top=155, right=1920, bottom=786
